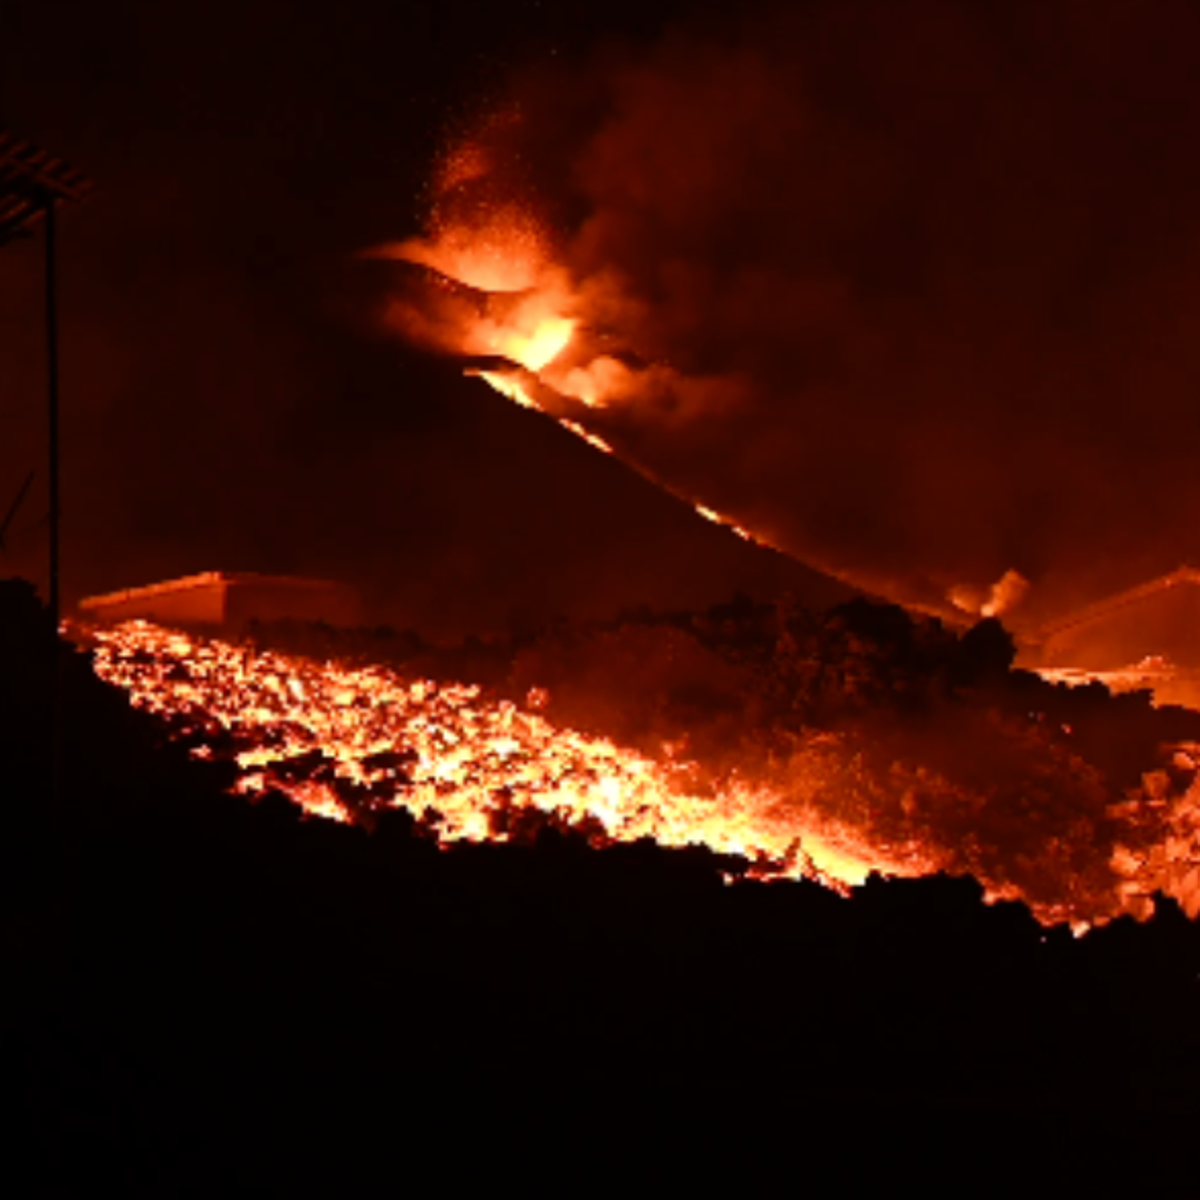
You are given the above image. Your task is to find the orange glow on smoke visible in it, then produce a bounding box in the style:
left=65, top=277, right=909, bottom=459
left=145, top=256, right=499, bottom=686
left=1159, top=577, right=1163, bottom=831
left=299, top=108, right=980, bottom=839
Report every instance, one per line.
left=383, top=192, right=772, bottom=546
left=461, top=284, right=577, bottom=374
left=384, top=210, right=579, bottom=380
left=385, top=205, right=549, bottom=294
left=502, top=313, right=575, bottom=372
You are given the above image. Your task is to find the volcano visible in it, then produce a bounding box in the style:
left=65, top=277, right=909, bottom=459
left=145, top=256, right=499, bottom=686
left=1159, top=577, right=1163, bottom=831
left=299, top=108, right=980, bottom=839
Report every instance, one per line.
left=380, top=4, right=1200, bottom=634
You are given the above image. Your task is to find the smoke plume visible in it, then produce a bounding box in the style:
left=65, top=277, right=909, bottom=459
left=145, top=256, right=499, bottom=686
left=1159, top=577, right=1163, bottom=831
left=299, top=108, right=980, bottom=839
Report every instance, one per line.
left=392, top=0, right=1200, bottom=628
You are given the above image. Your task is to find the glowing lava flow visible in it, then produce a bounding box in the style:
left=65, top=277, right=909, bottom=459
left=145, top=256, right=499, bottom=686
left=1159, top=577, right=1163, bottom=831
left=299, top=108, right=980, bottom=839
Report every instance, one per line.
left=82, top=620, right=931, bottom=889
left=78, top=620, right=1200, bottom=927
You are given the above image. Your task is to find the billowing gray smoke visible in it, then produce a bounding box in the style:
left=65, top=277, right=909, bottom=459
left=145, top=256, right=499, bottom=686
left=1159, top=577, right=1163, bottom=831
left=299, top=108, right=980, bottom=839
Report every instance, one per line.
left=398, top=0, right=1200, bottom=628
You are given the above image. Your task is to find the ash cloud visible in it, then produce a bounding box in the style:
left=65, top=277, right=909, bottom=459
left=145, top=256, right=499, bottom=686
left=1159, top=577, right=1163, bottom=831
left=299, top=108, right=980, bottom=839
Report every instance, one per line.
left=435, top=0, right=1200, bottom=626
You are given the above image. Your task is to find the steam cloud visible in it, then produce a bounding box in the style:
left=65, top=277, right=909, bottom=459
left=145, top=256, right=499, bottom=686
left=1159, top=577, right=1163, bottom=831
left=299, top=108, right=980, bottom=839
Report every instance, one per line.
left=397, top=0, right=1200, bottom=628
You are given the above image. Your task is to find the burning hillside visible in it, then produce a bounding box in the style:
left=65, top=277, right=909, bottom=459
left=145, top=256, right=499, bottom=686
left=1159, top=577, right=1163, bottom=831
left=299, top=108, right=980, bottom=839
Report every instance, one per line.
left=77, top=598, right=1200, bottom=929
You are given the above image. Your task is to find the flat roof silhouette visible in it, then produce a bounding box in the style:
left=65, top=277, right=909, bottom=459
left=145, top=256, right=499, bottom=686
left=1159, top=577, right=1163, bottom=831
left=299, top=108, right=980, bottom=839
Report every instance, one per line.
left=79, top=571, right=358, bottom=629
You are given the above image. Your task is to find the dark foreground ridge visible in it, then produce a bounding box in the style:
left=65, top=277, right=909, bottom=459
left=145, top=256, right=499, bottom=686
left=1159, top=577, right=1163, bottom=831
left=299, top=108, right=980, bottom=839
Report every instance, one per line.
left=4, top=579, right=1199, bottom=1152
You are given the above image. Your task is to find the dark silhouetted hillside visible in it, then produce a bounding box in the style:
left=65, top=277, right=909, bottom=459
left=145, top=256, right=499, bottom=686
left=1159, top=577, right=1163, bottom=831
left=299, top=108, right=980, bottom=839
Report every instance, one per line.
left=4, top=578, right=1199, bottom=1151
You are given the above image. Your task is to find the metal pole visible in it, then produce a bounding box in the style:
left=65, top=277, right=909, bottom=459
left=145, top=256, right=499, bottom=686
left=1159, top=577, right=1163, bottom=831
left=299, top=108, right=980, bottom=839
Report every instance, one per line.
left=44, top=196, right=60, bottom=634
left=43, top=195, right=63, bottom=820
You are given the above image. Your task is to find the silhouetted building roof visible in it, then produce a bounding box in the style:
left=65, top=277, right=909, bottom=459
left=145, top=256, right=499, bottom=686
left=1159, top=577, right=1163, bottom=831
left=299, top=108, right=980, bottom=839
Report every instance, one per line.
left=1030, top=566, right=1200, bottom=671
left=79, top=571, right=359, bottom=630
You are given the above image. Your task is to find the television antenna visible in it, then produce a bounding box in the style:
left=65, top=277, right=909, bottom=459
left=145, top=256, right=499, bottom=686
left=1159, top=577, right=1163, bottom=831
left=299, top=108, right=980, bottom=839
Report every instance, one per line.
left=1, top=129, right=91, bottom=626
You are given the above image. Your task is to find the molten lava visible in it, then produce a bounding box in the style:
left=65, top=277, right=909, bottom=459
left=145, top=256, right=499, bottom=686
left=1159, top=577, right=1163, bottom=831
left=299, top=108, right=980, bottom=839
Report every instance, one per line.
left=79, top=619, right=1200, bottom=930
left=84, top=619, right=936, bottom=888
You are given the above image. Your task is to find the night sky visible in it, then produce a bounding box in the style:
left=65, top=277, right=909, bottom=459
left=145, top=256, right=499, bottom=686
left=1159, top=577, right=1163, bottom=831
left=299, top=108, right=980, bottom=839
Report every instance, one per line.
left=0, top=0, right=851, bottom=635
left=7, top=0, right=1200, bottom=636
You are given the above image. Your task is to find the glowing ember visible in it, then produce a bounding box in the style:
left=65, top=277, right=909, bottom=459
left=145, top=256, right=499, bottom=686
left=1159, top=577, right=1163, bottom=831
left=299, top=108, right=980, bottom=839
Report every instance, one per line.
left=560, top=419, right=613, bottom=455
left=470, top=369, right=540, bottom=410
left=695, top=504, right=755, bottom=542
left=1033, top=658, right=1200, bottom=718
